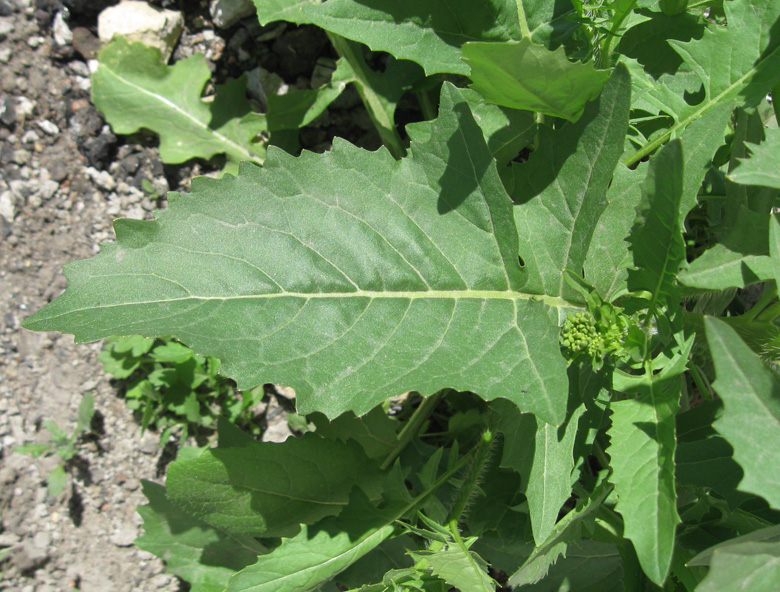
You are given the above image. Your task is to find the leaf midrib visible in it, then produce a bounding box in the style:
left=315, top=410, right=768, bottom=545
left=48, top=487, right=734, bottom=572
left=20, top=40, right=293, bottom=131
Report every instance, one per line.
left=101, top=65, right=262, bottom=164
left=36, top=289, right=581, bottom=323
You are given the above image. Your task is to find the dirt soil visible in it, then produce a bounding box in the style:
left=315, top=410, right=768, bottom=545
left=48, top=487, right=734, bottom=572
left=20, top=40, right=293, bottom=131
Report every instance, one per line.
left=0, top=1, right=373, bottom=590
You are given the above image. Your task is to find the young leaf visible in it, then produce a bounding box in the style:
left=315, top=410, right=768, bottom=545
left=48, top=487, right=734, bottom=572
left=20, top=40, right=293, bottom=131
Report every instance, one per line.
left=519, top=540, right=623, bottom=592
left=165, top=434, right=384, bottom=537
left=463, top=39, right=610, bottom=121
left=627, top=139, right=685, bottom=315
left=253, top=0, right=319, bottom=25
left=92, top=37, right=265, bottom=171
left=136, top=481, right=264, bottom=592
left=227, top=452, right=471, bottom=592
left=695, top=541, right=780, bottom=592
left=494, top=394, right=585, bottom=546
left=509, top=479, right=612, bottom=587
left=411, top=537, right=496, bottom=592
left=704, top=317, right=780, bottom=510
left=729, top=128, right=780, bottom=190
left=678, top=207, right=773, bottom=291
left=509, top=64, right=630, bottom=300
left=299, top=0, right=524, bottom=76
left=23, top=83, right=571, bottom=424
left=624, top=0, right=780, bottom=165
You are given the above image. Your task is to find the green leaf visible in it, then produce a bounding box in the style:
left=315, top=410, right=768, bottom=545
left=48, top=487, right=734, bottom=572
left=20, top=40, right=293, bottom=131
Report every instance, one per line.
left=608, top=339, right=692, bottom=585
left=729, top=128, right=780, bottom=190
left=14, top=443, right=52, bottom=457
left=46, top=464, right=68, bottom=498
left=253, top=0, right=319, bottom=25
left=704, top=318, right=780, bottom=510
left=227, top=453, right=470, bottom=592
left=679, top=207, right=773, bottom=291
left=509, top=479, right=613, bottom=587
left=23, top=83, right=571, bottom=424
left=300, top=0, right=524, bottom=76
left=624, top=0, right=780, bottom=165
left=460, top=88, right=536, bottom=168
left=463, top=39, right=610, bottom=121
left=309, top=407, right=399, bottom=461
left=520, top=540, right=623, bottom=592
left=165, top=433, right=384, bottom=537
left=510, top=64, right=631, bottom=300
left=411, top=537, right=496, bottom=592
left=627, top=139, right=686, bottom=314
left=495, top=393, right=586, bottom=545
left=689, top=525, right=780, bottom=566
left=695, top=541, right=780, bottom=592
left=136, top=481, right=264, bottom=592
left=91, top=37, right=265, bottom=170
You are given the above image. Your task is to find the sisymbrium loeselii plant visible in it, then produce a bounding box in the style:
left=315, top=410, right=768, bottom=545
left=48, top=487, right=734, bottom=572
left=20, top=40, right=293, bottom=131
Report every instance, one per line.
left=23, top=1, right=780, bottom=590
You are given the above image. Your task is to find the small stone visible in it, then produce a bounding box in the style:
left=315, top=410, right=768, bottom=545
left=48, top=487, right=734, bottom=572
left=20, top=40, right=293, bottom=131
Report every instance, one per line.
left=71, top=26, right=101, bottom=60
left=85, top=166, right=116, bottom=191
left=39, top=179, right=59, bottom=200
left=12, top=148, right=29, bottom=164
left=210, top=0, right=256, bottom=29
left=110, top=523, right=137, bottom=547
left=68, top=60, right=90, bottom=77
left=16, top=96, right=35, bottom=118
left=0, top=47, right=11, bottom=63
left=0, top=17, right=13, bottom=41
left=26, top=35, right=44, bottom=48
left=0, top=191, right=14, bottom=220
left=52, top=11, right=72, bottom=46
left=37, top=119, right=59, bottom=135
left=98, top=1, right=184, bottom=63
left=20, top=129, right=39, bottom=144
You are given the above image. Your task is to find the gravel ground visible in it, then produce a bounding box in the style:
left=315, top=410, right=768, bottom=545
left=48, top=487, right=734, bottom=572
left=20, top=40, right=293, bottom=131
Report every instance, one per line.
left=0, top=1, right=371, bottom=589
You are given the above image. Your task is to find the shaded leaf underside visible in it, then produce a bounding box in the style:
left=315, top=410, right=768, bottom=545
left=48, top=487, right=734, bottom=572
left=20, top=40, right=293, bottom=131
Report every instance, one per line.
left=24, top=85, right=572, bottom=424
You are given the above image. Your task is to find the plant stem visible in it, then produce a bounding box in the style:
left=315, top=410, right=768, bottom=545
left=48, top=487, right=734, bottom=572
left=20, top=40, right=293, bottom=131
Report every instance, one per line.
left=447, top=430, right=494, bottom=529
left=688, top=362, right=713, bottom=400
left=380, top=390, right=446, bottom=470
left=327, top=33, right=406, bottom=159
left=515, top=0, right=531, bottom=38
left=416, top=88, right=437, bottom=121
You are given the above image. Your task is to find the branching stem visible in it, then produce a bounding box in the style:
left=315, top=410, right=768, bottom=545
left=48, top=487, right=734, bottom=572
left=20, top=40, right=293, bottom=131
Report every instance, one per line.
left=380, top=390, right=446, bottom=470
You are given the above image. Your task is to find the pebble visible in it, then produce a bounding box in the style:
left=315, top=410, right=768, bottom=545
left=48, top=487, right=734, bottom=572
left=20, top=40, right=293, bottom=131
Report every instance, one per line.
left=0, top=17, right=13, bottom=41
left=26, top=35, right=44, bottom=48
left=37, top=119, right=59, bottom=135
left=84, top=166, right=116, bottom=191
left=109, top=524, right=137, bottom=547
left=0, top=47, right=10, bottom=63
left=52, top=11, right=72, bottom=46
left=20, top=129, right=39, bottom=145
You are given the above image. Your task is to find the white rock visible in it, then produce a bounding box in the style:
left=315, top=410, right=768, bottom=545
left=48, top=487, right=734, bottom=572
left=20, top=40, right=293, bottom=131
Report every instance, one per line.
left=0, top=17, right=13, bottom=41
left=210, top=0, right=256, bottom=29
left=26, top=35, right=44, bottom=48
left=98, top=1, right=183, bottom=62
left=16, top=96, right=35, bottom=118
left=0, top=191, right=15, bottom=221
left=52, top=11, right=72, bottom=46
left=37, top=119, right=59, bottom=135
left=0, top=47, right=11, bottom=63
left=84, top=166, right=116, bottom=191
left=20, top=129, right=39, bottom=144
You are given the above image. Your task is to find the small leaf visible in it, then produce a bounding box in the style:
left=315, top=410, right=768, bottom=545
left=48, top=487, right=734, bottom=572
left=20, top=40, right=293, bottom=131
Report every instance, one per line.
left=412, top=537, right=496, bottom=592
left=627, top=139, right=686, bottom=315
left=463, top=39, right=610, bottom=121
left=704, top=317, right=780, bottom=510
left=695, top=541, right=780, bottom=592
left=728, top=128, right=780, bottom=190
left=301, top=0, right=524, bottom=76
left=92, top=37, right=265, bottom=169
left=509, top=479, right=612, bottom=587
left=47, top=464, right=68, bottom=498
left=136, top=481, right=264, bottom=592
left=253, top=0, right=319, bottom=25
left=165, top=433, right=384, bottom=537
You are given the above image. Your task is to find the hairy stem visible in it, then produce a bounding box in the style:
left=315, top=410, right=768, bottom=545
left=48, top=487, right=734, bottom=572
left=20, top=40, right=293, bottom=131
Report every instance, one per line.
left=447, top=430, right=495, bottom=529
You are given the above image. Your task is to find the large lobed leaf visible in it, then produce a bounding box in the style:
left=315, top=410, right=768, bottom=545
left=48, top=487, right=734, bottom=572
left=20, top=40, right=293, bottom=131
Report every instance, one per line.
left=23, top=84, right=572, bottom=424
left=729, top=128, right=780, bottom=190
left=92, top=37, right=265, bottom=171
